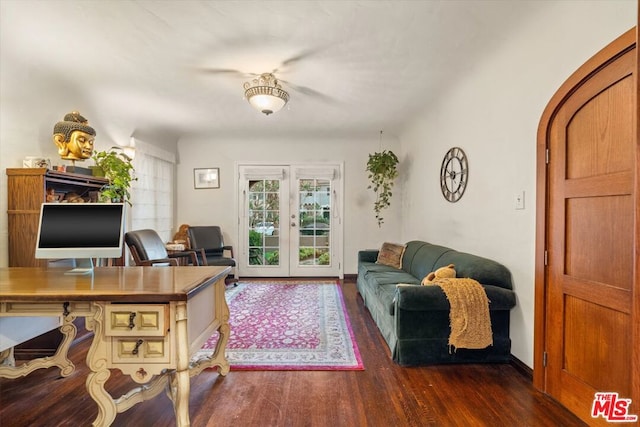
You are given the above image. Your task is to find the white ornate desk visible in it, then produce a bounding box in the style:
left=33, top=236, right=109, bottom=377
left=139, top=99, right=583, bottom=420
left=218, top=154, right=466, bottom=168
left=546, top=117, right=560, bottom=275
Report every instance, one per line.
left=0, top=266, right=231, bottom=426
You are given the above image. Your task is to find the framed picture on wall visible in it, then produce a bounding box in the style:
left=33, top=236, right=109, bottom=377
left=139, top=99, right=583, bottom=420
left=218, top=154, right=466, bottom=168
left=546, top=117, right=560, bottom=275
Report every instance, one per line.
left=194, top=167, right=220, bottom=189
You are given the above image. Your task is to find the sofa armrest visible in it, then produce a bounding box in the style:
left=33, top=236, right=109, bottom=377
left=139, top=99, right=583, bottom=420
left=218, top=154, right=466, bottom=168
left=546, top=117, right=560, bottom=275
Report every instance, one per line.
left=395, top=284, right=450, bottom=311
left=395, top=283, right=516, bottom=313
left=358, top=250, right=379, bottom=264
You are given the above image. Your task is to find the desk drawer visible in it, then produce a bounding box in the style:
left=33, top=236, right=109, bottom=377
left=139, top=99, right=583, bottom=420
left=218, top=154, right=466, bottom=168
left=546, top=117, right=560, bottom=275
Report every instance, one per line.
left=112, top=336, right=171, bottom=364
left=105, top=305, right=167, bottom=337
left=2, top=301, right=92, bottom=316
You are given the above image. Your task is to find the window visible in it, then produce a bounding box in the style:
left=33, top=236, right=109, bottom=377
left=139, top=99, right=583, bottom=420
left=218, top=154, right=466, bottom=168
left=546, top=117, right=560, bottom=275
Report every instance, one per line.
left=129, top=140, right=176, bottom=243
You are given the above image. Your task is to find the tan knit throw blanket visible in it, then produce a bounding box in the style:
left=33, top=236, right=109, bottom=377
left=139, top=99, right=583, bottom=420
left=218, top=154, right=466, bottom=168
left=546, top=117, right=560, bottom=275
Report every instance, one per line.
left=426, top=278, right=493, bottom=350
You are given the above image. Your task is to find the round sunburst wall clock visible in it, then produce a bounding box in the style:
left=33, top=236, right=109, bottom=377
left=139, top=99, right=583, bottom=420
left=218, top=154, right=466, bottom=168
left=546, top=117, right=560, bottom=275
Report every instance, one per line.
left=440, top=147, right=468, bottom=203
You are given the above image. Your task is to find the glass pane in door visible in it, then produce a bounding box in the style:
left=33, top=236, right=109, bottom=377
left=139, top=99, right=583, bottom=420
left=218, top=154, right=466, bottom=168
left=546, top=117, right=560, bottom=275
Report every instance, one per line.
left=248, top=179, right=280, bottom=266
left=298, top=178, right=331, bottom=266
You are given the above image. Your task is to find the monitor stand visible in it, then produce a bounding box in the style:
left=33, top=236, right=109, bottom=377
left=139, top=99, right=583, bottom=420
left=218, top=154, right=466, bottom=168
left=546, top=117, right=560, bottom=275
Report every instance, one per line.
left=65, top=258, right=94, bottom=275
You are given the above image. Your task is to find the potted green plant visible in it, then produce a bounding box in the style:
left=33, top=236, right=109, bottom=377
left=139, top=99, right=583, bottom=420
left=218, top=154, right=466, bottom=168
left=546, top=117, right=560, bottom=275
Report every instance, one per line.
left=92, top=147, right=136, bottom=205
left=366, top=149, right=399, bottom=227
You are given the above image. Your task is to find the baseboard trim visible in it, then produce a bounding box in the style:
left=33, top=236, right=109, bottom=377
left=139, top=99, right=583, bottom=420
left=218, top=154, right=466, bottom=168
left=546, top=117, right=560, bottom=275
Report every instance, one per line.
left=510, top=354, right=533, bottom=380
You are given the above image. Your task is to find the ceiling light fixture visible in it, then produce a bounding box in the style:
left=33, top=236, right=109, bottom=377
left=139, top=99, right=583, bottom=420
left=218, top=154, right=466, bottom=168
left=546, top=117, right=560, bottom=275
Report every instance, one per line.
left=243, top=73, right=289, bottom=116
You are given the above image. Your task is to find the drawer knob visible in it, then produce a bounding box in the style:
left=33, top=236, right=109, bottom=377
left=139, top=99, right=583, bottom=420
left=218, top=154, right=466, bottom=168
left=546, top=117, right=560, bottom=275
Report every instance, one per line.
left=136, top=367, right=148, bottom=380
left=132, top=339, right=144, bottom=355
left=128, top=312, right=136, bottom=329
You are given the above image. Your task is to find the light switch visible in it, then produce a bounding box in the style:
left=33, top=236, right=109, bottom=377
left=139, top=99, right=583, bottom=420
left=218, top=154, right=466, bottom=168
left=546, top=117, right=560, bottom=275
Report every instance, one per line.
left=515, top=191, right=525, bottom=210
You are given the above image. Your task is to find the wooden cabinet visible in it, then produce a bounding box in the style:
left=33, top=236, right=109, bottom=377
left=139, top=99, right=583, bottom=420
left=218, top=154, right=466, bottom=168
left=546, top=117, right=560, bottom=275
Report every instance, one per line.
left=6, top=168, right=108, bottom=267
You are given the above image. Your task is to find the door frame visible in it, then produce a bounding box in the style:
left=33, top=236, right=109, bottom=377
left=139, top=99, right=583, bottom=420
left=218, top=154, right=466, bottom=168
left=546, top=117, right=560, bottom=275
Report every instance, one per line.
left=234, top=161, right=344, bottom=279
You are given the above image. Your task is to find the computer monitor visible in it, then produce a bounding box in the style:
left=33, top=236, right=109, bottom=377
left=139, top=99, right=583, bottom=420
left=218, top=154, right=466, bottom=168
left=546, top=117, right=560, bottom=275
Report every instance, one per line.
left=35, top=203, right=125, bottom=274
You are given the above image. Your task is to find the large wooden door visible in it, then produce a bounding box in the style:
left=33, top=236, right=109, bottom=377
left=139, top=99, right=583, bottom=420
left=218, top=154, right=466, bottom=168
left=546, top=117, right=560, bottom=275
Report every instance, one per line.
left=535, top=29, right=638, bottom=426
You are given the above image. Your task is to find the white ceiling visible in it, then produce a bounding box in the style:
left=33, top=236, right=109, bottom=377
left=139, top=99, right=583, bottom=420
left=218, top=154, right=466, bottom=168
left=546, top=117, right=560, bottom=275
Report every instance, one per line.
left=0, top=0, right=546, bottom=144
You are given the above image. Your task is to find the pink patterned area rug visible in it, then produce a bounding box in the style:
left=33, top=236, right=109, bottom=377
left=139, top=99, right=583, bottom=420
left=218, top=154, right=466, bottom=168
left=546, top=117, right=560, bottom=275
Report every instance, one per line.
left=194, top=280, right=364, bottom=371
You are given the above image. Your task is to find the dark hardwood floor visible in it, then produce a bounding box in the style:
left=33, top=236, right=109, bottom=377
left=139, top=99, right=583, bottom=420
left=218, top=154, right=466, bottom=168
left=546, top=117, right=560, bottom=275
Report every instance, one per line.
left=0, top=280, right=585, bottom=427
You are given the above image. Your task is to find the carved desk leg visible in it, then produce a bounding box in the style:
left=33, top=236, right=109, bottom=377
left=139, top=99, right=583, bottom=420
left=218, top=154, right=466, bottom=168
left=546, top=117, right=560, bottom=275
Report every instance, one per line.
left=0, top=348, right=14, bottom=366
left=210, top=320, right=230, bottom=375
left=188, top=320, right=230, bottom=377
left=168, top=302, right=191, bottom=427
left=85, top=302, right=117, bottom=427
left=51, top=312, right=77, bottom=377
left=0, top=312, right=76, bottom=379
left=212, top=278, right=231, bottom=376
left=188, top=277, right=230, bottom=377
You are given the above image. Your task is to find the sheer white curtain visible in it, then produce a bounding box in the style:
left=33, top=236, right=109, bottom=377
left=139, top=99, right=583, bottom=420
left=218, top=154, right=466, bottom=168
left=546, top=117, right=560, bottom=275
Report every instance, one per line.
left=129, top=140, right=176, bottom=243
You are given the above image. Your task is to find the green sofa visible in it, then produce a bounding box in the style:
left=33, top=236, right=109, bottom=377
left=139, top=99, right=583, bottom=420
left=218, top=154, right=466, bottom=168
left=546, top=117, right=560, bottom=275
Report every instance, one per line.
left=357, top=240, right=516, bottom=366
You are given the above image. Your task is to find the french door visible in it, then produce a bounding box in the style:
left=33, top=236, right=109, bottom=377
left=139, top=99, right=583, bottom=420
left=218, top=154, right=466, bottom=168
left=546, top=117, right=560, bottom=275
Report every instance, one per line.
left=237, top=164, right=342, bottom=277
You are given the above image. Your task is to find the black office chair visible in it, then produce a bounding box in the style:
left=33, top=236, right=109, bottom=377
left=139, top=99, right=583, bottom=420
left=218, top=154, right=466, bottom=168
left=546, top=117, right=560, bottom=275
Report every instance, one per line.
left=187, top=226, right=236, bottom=279
left=125, top=229, right=205, bottom=266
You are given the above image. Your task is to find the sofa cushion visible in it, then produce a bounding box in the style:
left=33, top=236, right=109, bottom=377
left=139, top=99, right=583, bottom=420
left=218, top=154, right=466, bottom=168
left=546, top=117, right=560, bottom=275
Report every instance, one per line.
left=376, top=242, right=406, bottom=268
left=369, top=270, right=420, bottom=286
left=360, top=260, right=420, bottom=285
left=359, top=261, right=399, bottom=274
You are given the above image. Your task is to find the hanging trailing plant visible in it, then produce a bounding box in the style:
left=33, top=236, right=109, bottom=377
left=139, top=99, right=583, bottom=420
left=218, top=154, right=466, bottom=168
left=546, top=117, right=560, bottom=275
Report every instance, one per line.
left=366, top=149, right=399, bottom=227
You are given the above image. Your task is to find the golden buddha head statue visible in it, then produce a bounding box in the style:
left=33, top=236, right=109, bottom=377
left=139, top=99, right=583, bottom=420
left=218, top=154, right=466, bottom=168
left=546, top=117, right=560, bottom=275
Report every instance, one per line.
left=53, top=111, right=96, bottom=161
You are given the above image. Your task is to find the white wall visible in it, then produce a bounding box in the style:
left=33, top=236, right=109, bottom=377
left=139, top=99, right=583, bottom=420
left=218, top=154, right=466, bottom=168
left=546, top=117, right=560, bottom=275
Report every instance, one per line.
left=398, top=1, right=636, bottom=368
left=175, top=133, right=402, bottom=275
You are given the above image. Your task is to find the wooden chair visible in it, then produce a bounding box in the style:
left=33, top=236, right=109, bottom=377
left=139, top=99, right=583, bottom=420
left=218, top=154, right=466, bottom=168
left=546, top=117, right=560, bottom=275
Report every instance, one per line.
left=125, top=229, right=206, bottom=266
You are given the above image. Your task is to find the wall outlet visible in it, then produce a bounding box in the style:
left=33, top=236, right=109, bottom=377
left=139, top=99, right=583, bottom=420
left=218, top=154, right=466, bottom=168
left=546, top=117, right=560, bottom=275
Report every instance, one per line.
left=515, top=191, right=525, bottom=210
